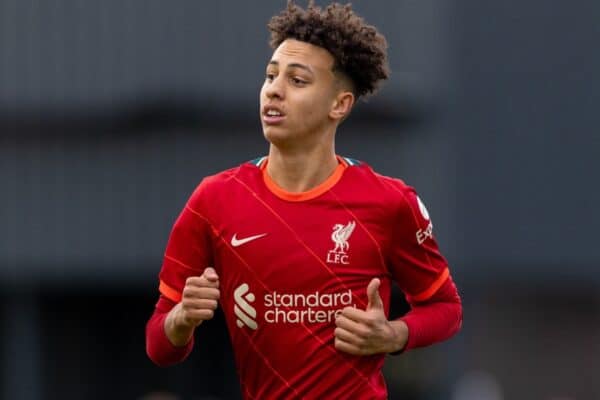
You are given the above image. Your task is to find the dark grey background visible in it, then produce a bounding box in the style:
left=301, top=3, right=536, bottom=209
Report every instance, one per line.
left=1, top=1, right=598, bottom=399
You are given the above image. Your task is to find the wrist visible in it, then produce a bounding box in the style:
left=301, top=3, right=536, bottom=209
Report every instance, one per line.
left=388, top=320, right=409, bottom=354
left=174, top=303, right=201, bottom=329
left=165, top=304, right=197, bottom=346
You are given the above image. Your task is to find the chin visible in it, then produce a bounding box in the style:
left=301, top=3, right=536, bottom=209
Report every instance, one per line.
left=263, top=127, right=293, bottom=149
left=263, top=126, right=290, bottom=145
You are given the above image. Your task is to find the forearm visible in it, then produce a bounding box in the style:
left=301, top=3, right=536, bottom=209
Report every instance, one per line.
left=399, top=277, right=463, bottom=351
left=146, top=296, right=195, bottom=366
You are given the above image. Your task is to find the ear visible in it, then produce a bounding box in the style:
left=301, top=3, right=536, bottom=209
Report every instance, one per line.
left=329, top=91, right=355, bottom=122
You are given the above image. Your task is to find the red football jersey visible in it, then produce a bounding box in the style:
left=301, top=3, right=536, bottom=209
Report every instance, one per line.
left=157, top=156, right=451, bottom=399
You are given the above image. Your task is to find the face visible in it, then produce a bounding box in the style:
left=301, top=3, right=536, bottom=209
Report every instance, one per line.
left=260, top=39, right=349, bottom=149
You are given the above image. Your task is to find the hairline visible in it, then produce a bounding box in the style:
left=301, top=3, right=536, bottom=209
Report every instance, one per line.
left=272, top=38, right=357, bottom=96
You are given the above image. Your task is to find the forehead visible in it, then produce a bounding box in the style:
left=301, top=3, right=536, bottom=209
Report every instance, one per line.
left=270, top=39, right=335, bottom=72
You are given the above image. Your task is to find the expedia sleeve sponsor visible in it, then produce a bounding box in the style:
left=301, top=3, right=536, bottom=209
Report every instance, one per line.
left=388, top=188, right=450, bottom=302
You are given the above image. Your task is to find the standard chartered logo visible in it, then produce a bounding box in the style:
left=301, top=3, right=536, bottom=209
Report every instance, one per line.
left=234, top=283, right=257, bottom=330
left=234, top=283, right=355, bottom=329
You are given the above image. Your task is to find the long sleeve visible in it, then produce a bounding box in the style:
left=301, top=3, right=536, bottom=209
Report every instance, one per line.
left=145, top=295, right=194, bottom=366
left=385, top=183, right=462, bottom=351
left=399, top=276, right=462, bottom=351
left=146, top=181, right=214, bottom=366
left=158, top=181, right=215, bottom=304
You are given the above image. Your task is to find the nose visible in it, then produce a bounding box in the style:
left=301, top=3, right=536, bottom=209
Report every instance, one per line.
left=264, top=76, right=285, bottom=100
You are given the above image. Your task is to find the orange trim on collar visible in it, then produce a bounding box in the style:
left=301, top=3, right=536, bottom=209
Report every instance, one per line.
left=262, top=156, right=348, bottom=202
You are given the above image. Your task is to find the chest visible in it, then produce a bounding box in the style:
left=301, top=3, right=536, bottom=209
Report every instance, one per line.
left=210, top=197, right=390, bottom=293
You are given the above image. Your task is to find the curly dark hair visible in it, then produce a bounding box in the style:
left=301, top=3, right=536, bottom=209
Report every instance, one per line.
left=268, top=1, right=389, bottom=100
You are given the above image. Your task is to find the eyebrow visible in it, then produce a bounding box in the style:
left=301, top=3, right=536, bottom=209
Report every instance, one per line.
left=268, top=60, right=314, bottom=75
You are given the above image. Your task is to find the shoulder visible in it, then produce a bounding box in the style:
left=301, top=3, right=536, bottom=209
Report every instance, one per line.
left=342, top=157, right=416, bottom=200
left=342, top=157, right=425, bottom=220
left=374, top=172, right=427, bottom=221
left=373, top=172, right=431, bottom=230
left=187, top=157, right=265, bottom=207
left=373, top=171, right=417, bottom=202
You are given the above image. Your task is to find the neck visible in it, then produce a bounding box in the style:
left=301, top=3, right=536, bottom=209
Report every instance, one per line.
left=266, top=142, right=338, bottom=193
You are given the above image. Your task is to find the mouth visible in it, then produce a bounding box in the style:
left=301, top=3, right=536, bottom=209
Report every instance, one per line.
left=262, top=105, right=286, bottom=125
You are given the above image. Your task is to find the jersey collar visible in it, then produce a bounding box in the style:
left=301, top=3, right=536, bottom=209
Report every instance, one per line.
left=260, top=155, right=348, bottom=202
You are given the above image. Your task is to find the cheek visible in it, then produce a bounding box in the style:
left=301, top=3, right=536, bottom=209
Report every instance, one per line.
left=294, top=100, right=319, bottom=128
left=299, top=91, right=331, bottom=116
left=303, top=94, right=332, bottom=124
left=259, top=84, right=267, bottom=102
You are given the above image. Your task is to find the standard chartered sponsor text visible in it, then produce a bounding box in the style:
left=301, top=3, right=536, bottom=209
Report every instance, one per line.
left=263, top=289, right=355, bottom=324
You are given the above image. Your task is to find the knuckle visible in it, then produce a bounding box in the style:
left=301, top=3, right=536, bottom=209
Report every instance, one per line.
left=360, top=326, right=372, bottom=337
left=200, top=288, right=215, bottom=298
left=184, top=286, right=200, bottom=297
left=202, top=299, right=215, bottom=310
left=190, top=276, right=209, bottom=287
left=181, top=300, right=192, bottom=310
left=357, top=327, right=371, bottom=339
left=334, top=338, right=342, bottom=350
left=186, top=276, right=202, bottom=286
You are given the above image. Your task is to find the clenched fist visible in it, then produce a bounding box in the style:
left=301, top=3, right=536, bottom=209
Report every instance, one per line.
left=179, top=267, right=220, bottom=326
left=165, top=267, right=220, bottom=346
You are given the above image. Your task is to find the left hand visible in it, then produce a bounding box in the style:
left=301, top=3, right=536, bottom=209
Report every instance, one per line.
left=334, top=278, right=408, bottom=355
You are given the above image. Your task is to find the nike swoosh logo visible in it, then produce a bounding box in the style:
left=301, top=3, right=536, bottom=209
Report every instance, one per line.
left=231, top=233, right=268, bottom=247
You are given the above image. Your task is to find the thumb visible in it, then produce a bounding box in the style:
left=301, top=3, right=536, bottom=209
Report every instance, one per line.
left=366, top=278, right=383, bottom=311
left=203, top=267, right=219, bottom=282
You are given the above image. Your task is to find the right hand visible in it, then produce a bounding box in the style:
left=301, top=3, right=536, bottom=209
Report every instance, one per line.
left=177, top=267, right=220, bottom=328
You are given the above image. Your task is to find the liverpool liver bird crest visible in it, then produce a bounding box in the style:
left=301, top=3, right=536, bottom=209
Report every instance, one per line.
left=331, top=221, right=356, bottom=253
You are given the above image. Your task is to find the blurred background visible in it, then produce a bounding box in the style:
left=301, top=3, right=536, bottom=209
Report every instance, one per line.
left=1, top=0, right=599, bottom=399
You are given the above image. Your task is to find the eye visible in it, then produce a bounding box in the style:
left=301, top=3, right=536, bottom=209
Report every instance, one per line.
left=266, top=73, right=275, bottom=82
left=291, top=77, right=307, bottom=86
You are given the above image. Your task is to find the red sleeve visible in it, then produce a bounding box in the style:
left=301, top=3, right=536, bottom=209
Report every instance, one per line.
left=387, top=186, right=462, bottom=350
left=146, top=182, right=215, bottom=365
left=158, top=182, right=215, bottom=303
left=399, top=276, right=462, bottom=351
left=388, top=187, right=449, bottom=301
left=146, top=295, right=194, bottom=366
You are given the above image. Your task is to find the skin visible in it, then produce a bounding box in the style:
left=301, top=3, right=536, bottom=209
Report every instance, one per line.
left=164, top=267, right=220, bottom=346
left=260, top=39, right=354, bottom=193
left=165, top=39, right=408, bottom=355
left=334, top=278, right=408, bottom=355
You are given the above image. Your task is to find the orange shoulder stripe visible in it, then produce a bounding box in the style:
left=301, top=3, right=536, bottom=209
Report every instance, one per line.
left=411, top=267, right=450, bottom=302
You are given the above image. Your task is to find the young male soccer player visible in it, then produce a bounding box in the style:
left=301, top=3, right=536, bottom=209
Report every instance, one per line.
left=146, top=2, right=462, bottom=398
